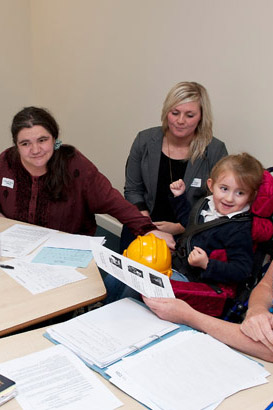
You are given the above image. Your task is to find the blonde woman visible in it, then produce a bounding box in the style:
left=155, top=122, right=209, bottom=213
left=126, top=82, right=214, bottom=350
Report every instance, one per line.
left=121, top=82, right=227, bottom=250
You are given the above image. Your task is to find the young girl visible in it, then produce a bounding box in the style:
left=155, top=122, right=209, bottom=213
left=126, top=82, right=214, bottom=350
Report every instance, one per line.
left=169, top=153, right=264, bottom=284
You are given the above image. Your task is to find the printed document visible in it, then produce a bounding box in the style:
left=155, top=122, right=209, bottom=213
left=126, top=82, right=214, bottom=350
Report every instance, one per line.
left=92, top=242, right=175, bottom=298
left=22, top=232, right=105, bottom=267
left=0, top=344, right=122, bottom=410
left=38, top=231, right=105, bottom=250
left=1, top=260, right=86, bottom=294
left=46, top=298, right=179, bottom=368
left=1, top=224, right=54, bottom=257
left=31, top=247, right=93, bottom=268
left=30, top=231, right=95, bottom=267
left=107, top=331, right=270, bottom=410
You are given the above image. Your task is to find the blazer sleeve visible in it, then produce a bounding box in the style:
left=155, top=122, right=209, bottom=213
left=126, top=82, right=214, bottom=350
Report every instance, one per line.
left=124, top=132, right=148, bottom=210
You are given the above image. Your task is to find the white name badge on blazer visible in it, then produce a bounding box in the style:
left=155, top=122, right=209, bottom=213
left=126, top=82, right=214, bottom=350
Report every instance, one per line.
left=191, top=178, right=202, bottom=188
left=2, top=178, right=14, bottom=189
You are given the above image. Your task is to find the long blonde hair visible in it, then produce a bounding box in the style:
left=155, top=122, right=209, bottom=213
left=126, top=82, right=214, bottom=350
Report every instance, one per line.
left=161, top=82, right=213, bottom=162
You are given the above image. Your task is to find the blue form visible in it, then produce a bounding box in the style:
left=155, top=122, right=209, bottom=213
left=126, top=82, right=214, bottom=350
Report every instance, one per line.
left=32, top=247, right=93, bottom=268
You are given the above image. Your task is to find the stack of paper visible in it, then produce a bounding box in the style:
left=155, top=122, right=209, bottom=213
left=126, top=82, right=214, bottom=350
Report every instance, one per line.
left=46, top=298, right=179, bottom=368
left=0, top=373, right=17, bottom=406
left=0, top=345, right=122, bottom=410
left=106, top=331, right=270, bottom=410
left=1, top=224, right=53, bottom=258
left=1, top=260, right=86, bottom=294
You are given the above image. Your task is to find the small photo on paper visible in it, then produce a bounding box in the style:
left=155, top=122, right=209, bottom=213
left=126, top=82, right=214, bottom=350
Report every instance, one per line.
left=109, top=255, right=122, bottom=269
left=128, top=265, right=144, bottom=278
left=149, top=273, right=164, bottom=288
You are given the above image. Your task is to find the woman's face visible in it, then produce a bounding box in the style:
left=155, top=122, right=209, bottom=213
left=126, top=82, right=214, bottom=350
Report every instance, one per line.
left=16, top=125, right=55, bottom=176
left=167, top=101, right=201, bottom=141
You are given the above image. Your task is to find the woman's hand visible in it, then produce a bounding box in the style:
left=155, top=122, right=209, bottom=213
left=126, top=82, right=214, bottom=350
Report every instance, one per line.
left=153, top=221, right=185, bottom=235
left=140, top=210, right=150, bottom=217
left=143, top=296, right=193, bottom=323
left=188, top=246, right=209, bottom=269
left=149, top=230, right=176, bottom=251
left=240, top=306, right=273, bottom=352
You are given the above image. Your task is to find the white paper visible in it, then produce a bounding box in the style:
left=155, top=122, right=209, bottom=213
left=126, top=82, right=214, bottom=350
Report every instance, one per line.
left=46, top=298, right=179, bottom=368
left=107, top=331, right=270, bottom=410
left=1, top=224, right=54, bottom=257
left=2, top=260, right=86, bottom=294
left=92, top=242, right=175, bottom=298
left=0, top=344, right=122, bottom=410
left=40, top=232, right=105, bottom=250
left=20, top=234, right=106, bottom=263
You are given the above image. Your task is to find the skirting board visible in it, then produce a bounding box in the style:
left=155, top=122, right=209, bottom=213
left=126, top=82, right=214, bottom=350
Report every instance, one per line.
left=96, top=214, right=122, bottom=237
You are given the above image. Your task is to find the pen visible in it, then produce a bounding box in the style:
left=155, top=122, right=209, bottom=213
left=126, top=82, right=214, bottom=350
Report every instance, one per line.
left=0, top=264, right=14, bottom=269
left=264, top=402, right=273, bottom=410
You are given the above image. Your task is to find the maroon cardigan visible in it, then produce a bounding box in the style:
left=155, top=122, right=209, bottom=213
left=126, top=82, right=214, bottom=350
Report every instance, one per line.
left=0, top=147, right=156, bottom=236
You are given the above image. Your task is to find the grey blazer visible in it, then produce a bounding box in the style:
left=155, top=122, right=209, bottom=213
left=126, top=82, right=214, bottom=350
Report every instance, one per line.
left=124, top=126, right=228, bottom=213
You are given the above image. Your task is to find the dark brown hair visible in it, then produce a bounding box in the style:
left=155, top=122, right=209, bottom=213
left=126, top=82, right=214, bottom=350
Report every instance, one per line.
left=11, top=106, right=75, bottom=201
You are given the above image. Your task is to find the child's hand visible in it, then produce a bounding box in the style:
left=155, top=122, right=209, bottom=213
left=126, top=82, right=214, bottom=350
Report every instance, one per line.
left=188, top=246, right=209, bottom=269
left=170, top=179, right=186, bottom=197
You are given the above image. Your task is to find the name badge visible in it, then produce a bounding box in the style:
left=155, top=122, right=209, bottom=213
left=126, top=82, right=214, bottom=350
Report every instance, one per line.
left=191, top=178, right=202, bottom=188
left=2, top=177, right=14, bottom=189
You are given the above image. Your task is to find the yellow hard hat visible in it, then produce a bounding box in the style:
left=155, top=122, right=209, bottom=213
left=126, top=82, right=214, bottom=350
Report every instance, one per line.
left=123, top=233, right=172, bottom=277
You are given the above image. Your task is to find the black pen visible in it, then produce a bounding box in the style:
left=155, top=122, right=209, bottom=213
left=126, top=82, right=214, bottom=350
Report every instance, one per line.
left=0, top=264, right=14, bottom=269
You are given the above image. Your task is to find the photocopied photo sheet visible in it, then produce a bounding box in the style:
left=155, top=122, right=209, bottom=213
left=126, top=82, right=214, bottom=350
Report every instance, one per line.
left=46, top=298, right=179, bottom=369
left=0, top=344, right=122, bottom=410
left=91, top=242, right=175, bottom=298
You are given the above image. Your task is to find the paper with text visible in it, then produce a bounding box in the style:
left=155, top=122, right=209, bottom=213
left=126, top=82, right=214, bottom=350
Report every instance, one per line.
left=0, top=344, right=122, bottom=410
left=92, top=242, right=175, bottom=298
left=107, top=331, right=270, bottom=410
left=31, top=247, right=93, bottom=267
left=1, top=260, right=86, bottom=294
left=37, top=231, right=105, bottom=250
left=46, top=298, right=179, bottom=368
left=1, top=224, right=54, bottom=257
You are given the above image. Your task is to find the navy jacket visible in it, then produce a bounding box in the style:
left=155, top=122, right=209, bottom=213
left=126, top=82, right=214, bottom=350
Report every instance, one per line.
left=170, top=195, right=253, bottom=284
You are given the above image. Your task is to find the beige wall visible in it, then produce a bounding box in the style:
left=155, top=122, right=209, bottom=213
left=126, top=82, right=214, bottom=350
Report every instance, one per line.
left=1, top=0, right=273, bottom=231
left=29, top=0, right=273, bottom=186
left=0, top=0, right=32, bottom=149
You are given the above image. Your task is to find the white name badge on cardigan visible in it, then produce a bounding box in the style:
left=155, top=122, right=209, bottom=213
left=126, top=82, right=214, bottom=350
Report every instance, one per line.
left=2, top=178, right=14, bottom=189
left=191, top=178, right=201, bottom=188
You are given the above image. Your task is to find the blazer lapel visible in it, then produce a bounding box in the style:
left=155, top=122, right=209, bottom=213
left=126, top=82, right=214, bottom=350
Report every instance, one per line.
left=184, top=153, right=209, bottom=192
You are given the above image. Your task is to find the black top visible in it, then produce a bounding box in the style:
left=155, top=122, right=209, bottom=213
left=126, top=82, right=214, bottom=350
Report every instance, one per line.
left=150, top=151, right=188, bottom=222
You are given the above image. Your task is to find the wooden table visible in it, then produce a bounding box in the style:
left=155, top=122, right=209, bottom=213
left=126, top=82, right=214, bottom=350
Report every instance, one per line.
left=0, top=327, right=272, bottom=410
left=0, top=218, right=106, bottom=336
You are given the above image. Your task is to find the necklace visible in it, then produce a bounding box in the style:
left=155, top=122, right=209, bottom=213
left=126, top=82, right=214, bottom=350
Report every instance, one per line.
left=166, top=136, right=188, bottom=183
left=167, top=137, right=173, bottom=182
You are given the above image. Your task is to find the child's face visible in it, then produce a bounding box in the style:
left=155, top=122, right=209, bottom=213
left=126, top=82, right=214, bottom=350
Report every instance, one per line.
left=207, top=171, right=252, bottom=215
